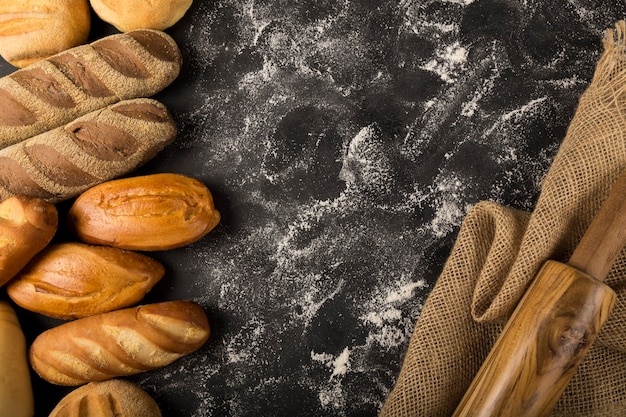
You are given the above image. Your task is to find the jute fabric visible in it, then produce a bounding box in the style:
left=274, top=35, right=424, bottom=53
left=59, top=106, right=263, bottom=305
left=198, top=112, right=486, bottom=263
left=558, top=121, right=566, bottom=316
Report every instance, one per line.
left=380, top=21, right=626, bottom=417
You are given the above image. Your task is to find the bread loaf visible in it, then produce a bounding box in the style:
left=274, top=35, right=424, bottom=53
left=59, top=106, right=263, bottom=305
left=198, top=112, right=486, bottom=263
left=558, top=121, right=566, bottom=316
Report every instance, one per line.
left=0, top=29, right=181, bottom=149
left=7, top=242, right=165, bottom=319
left=0, top=195, right=57, bottom=287
left=0, top=0, right=91, bottom=68
left=0, top=301, right=34, bottom=417
left=30, top=300, right=210, bottom=386
left=49, top=379, right=162, bottom=417
left=68, top=173, right=221, bottom=251
left=89, top=0, right=193, bottom=32
left=0, top=98, right=176, bottom=204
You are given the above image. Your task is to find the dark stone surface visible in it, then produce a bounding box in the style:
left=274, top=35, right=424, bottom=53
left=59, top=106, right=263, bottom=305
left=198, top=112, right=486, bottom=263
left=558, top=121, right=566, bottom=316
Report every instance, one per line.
left=1, top=1, right=624, bottom=416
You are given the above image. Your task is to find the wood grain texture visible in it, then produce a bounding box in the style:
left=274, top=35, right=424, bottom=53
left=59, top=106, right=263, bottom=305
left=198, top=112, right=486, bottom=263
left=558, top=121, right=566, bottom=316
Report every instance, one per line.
left=452, top=261, right=615, bottom=417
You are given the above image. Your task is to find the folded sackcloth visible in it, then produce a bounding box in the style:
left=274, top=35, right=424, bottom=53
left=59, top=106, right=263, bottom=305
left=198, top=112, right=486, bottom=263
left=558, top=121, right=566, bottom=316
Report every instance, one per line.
left=380, top=20, right=626, bottom=417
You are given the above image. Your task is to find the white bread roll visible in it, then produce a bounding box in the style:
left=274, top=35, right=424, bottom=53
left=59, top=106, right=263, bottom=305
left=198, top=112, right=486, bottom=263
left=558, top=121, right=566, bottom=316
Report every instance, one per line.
left=89, top=0, right=192, bottom=32
left=0, top=0, right=91, bottom=68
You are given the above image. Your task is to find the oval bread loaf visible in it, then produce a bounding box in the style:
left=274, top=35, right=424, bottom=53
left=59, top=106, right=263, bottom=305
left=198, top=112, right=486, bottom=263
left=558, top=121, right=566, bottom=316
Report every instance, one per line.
left=67, top=173, right=221, bottom=250
left=0, top=0, right=91, bottom=68
left=0, top=195, right=57, bottom=287
left=0, top=29, right=181, bottom=149
left=90, top=0, right=193, bottom=32
left=30, top=300, right=210, bottom=386
left=0, top=301, right=34, bottom=417
left=7, top=242, right=165, bottom=319
left=49, top=379, right=162, bottom=417
left=0, top=98, right=176, bottom=204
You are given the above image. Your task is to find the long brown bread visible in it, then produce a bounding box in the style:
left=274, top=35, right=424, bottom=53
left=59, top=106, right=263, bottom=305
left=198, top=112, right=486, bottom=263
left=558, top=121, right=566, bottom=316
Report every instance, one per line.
left=0, top=97, right=176, bottom=203
left=0, top=28, right=181, bottom=149
left=29, top=300, right=211, bottom=386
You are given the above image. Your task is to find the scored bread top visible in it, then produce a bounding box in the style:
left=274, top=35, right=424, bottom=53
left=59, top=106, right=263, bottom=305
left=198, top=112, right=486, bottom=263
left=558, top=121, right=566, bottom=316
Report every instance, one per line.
left=0, top=29, right=181, bottom=149
left=0, top=98, right=177, bottom=204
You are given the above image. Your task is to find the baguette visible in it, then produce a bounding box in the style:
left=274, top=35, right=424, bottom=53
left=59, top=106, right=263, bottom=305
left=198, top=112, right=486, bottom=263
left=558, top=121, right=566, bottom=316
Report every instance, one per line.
left=7, top=242, right=165, bottom=319
left=0, top=301, right=34, bottom=417
left=0, top=0, right=91, bottom=68
left=0, top=195, right=57, bottom=287
left=30, top=300, right=210, bottom=386
left=0, top=29, right=181, bottom=149
left=0, top=98, right=176, bottom=203
left=49, top=379, right=162, bottom=417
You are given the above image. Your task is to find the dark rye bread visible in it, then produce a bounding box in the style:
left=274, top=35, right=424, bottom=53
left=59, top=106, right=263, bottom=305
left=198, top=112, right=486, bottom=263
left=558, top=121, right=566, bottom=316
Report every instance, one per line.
left=0, top=98, right=176, bottom=204
left=0, top=29, right=181, bottom=149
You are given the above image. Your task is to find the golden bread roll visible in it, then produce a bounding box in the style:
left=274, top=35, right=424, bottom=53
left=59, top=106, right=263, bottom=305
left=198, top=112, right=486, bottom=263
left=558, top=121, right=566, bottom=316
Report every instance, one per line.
left=0, top=98, right=177, bottom=204
left=30, top=300, right=210, bottom=386
left=90, top=0, right=193, bottom=32
left=0, top=29, right=181, bottom=149
left=49, top=379, right=162, bottom=417
left=0, top=0, right=91, bottom=68
left=0, top=301, right=34, bottom=417
left=67, top=173, right=221, bottom=251
left=7, top=242, right=165, bottom=319
left=0, top=195, right=57, bottom=287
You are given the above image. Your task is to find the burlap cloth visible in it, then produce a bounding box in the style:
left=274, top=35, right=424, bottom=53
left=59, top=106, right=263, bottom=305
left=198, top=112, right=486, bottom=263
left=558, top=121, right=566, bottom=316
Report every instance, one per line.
left=380, top=21, right=626, bottom=417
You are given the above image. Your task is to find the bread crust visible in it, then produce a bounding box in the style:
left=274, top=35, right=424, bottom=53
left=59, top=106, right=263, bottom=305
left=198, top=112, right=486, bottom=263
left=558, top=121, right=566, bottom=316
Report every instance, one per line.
left=49, top=379, right=162, bottom=417
left=0, top=29, right=181, bottom=149
left=30, top=300, right=210, bottom=385
left=0, top=98, right=177, bottom=204
left=0, top=194, right=57, bottom=287
left=0, top=301, right=34, bottom=417
left=0, top=0, right=91, bottom=68
left=68, top=173, right=221, bottom=250
left=90, top=0, right=193, bottom=32
left=7, top=242, right=165, bottom=319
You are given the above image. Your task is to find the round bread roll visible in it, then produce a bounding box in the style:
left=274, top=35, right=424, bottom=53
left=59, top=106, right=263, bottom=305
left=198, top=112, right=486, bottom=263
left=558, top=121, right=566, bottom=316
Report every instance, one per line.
left=89, top=0, right=192, bottom=32
left=0, top=0, right=91, bottom=68
left=49, top=379, right=162, bottom=417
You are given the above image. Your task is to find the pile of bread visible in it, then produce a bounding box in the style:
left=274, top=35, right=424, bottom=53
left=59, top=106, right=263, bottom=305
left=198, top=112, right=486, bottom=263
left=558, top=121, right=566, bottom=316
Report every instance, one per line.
left=0, top=1, right=221, bottom=416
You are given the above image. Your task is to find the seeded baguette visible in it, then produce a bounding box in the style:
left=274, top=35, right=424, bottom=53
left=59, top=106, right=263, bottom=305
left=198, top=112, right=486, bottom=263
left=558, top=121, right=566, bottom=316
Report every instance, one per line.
left=30, top=300, right=211, bottom=386
left=0, top=97, right=176, bottom=203
left=0, top=28, right=181, bottom=149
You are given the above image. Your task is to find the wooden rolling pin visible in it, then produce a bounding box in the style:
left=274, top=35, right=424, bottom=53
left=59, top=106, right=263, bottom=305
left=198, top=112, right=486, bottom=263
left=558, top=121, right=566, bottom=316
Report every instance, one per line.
left=452, top=171, right=626, bottom=417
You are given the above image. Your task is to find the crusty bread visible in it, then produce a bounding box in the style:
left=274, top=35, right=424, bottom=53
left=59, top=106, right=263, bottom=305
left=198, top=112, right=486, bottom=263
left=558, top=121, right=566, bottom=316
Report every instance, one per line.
left=0, top=29, right=181, bottom=149
left=30, top=300, right=210, bottom=386
left=0, top=0, right=91, bottom=68
left=90, top=0, right=193, bottom=32
left=68, top=173, right=221, bottom=251
left=49, top=379, right=162, bottom=417
left=0, top=98, right=176, bottom=204
left=0, top=195, right=57, bottom=287
left=0, top=301, right=34, bottom=417
left=7, top=242, right=165, bottom=319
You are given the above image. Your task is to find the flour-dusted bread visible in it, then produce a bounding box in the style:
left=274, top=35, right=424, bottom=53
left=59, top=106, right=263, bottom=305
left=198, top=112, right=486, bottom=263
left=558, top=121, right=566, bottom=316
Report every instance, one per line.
left=0, top=0, right=91, bottom=68
left=30, top=300, right=210, bottom=386
left=0, top=301, right=34, bottom=417
left=7, top=242, right=165, bottom=319
left=49, top=379, right=162, bottom=417
left=0, top=29, right=181, bottom=149
left=0, top=98, right=177, bottom=204
left=90, top=0, right=193, bottom=32
left=0, top=195, right=57, bottom=287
